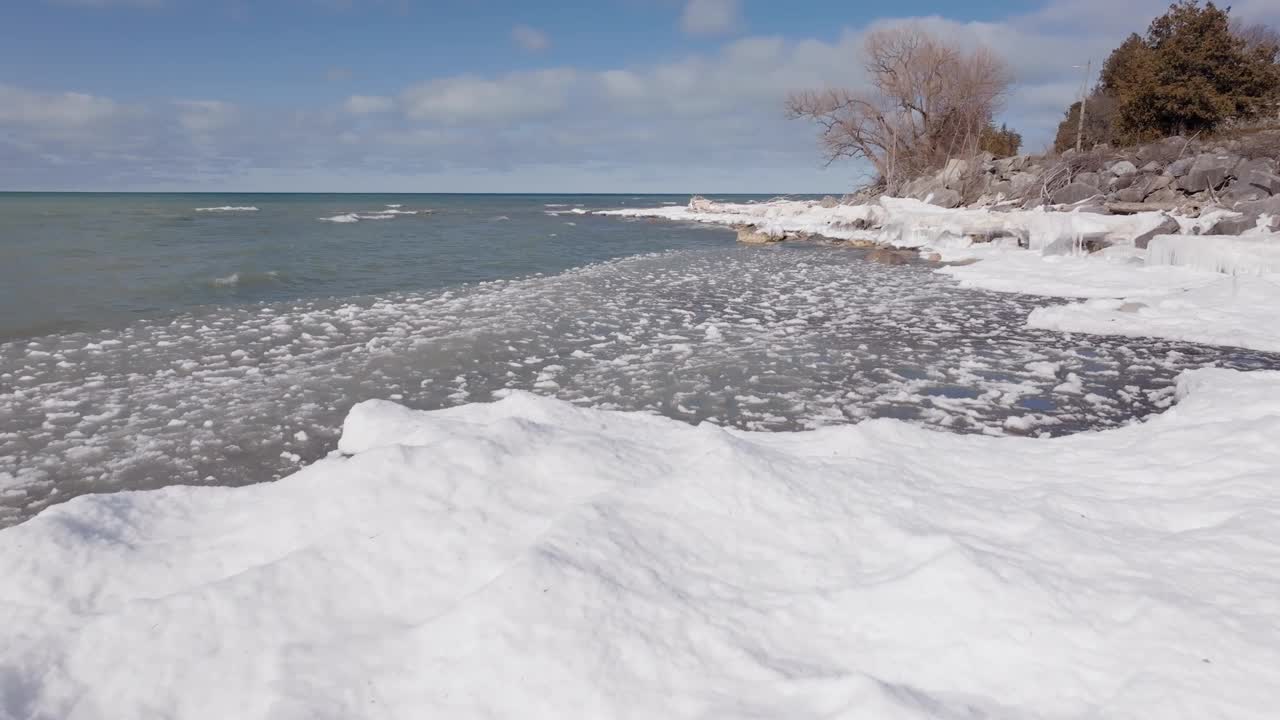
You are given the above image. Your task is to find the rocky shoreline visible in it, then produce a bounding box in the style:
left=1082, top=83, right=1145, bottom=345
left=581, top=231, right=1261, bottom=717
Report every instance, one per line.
left=727, top=131, right=1280, bottom=251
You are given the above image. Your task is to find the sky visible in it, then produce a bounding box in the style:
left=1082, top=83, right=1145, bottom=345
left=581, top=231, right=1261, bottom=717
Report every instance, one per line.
left=2, top=0, right=1278, bottom=193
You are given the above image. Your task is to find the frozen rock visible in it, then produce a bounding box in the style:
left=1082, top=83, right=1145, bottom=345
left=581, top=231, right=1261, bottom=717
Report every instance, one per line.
left=735, top=225, right=784, bottom=244
left=924, top=188, right=962, bottom=208
left=1134, top=215, right=1180, bottom=249
left=1207, top=213, right=1259, bottom=236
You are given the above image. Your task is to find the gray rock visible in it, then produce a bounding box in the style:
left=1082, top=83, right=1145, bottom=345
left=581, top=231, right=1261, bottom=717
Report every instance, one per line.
left=1168, top=157, right=1195, bottom=177
left=997, top=155, right=1032, bottom=174
left=1141, top=161, right=1163, bottom=173
left=925, top=188, right=962, bottom=208
left=1075, top=205, right=1112, bottom=216
left=1052, top=182, right=1103, bottom=205
left=1208, top=213, right=1259, bottom=236
left=1177, top=153, right=1237, bottom=192
left=820, top=195, right=840, bottom=208
left=865, top=248, right=911, bottom=265
left=940, top=159, right=970, bottom=190
left=1220, top=186, right=1267, bottom=205
left=1146, top=187, right=1179, bottom=204
left=1114, top=187, right=1146, bottom=204
left=988, top=180, right=1013, bottom=197
left=1010, top=171, right=1041, bottom=195
left=1119, top=302, right=1148, bottom=313
left=1243, top=170, right=1280, bottom=196
left=1234, top=196, right=1280, bottom=217
left=736, top=226, right=784, bottom=244
left=1109, top=174, right=1136, bottom=191
left=1134, top=215, right=1180, bottom=249
left=1076, top=172, right=1101, bottom=188
left=1233, top=158, right=1277, bottom=178
left=1110, top=160, right=1139, bottom=176
left=1143, top=174, right=1174, bottom=196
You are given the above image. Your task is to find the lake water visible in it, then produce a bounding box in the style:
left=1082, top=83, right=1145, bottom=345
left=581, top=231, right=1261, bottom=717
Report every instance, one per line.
left=2, top=193, right=1277, bottom=526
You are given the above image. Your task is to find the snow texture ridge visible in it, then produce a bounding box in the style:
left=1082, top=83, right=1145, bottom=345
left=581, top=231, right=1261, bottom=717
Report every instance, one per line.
left=2, top=368, right=1279, bottom=719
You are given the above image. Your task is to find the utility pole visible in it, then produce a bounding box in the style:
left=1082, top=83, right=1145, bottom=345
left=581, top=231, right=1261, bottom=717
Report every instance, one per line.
left=1075, top=59, right=1092, bottom=153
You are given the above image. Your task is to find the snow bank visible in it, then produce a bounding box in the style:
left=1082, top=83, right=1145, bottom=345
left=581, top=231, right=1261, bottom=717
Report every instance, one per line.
left=603, top=197, right=1280, bottom=353
left=1147, top=234, right=1280, bottom=276
left=1029, top=276, right=1280, bottom=352
left=4, top=369, right=1280, bottom=719
left=598, top=197, right=1171, bottom=254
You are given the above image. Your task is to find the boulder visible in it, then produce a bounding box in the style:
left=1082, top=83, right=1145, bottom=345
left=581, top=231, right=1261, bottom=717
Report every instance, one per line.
left=988, top=180, right=1013, bottom=197
left=924, top=188, right=962, bottom=209
left=940, top=159, right=970, bottom=190
left=1243, top=170, right=1280, bottom=196
left=1146, top=186, right=1179, bottom=204
left=735, top=225, right=784, bottom=244
left=1234, top=196, right=1280, bottom=217
left=1141, top=161, right=1163, bottom=173
left=1168, top=157, right=1195, bottom=177
left=1176, top=153, right=1237, bottom=193
left=1114, top=187, right=1146, bottom=204
left=819, top=195, right=840, bottom=208
left=1110, top=160, right=1139, bottom=176
left=1119, top=302, right=1148, bottom=313
left=1052, top=182, right=1102, bottom=205
left=1137, top=136, right=1184, bottom=164
left=1109, top=174, right=1136, bottom=191
left=1142, top=173, right=1174, bottom=197
left=1208, top=213, right=1260, bottom=236
left=997, top=155, right=1032, bottom=174
left=1220, top=184, right=1267, bottom=205
left=865, top=248, right=911, bottom=265
left=1076, top=171, right=1101, bottom=188
left=1233, top=157, right=1278, bottom=178
left=1010, top=171, right=1041, bottom=196
left=1134, top=215, right=1180, bottom=249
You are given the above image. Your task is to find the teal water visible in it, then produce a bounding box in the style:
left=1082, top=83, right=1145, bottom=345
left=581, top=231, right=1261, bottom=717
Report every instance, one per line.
left=0, top=193, right=760, bottom=341
left=2, top=192, right=1277, bottom=527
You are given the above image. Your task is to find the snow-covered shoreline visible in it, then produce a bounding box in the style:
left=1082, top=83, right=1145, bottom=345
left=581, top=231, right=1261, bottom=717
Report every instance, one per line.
left=3, top=196, right=1279, bottom=719
left=600, top=196, right=1280, bottom=352
left=3, top=369, right=1279, bottom=718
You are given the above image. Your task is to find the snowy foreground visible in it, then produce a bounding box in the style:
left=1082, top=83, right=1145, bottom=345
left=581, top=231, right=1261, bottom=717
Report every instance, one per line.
left=3, top=198, right=1280, bottom=719
left=1, top=370, right=1278, bottom=719
left=601, top=197, right=1280, bottom=352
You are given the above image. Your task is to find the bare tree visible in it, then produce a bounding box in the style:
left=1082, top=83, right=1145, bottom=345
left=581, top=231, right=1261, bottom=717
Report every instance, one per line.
left=786, top=26, right=1012, bottom=193
left=1231, top=18, right=1280, bottom=62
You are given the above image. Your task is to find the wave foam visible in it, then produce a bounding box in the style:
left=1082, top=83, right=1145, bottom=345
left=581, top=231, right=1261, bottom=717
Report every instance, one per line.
left=195, top=206, right=259, bottom=212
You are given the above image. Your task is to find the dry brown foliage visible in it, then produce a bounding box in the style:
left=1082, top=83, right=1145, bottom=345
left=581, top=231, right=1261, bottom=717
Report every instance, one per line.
left=786, top=26, right=1012, bottom=193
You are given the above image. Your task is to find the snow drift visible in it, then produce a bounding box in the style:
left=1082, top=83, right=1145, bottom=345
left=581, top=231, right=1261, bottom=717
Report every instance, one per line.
left=3, top=369, right=1280, bottom=719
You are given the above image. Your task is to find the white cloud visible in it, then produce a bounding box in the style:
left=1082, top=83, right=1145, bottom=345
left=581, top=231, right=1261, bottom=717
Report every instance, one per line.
left=401, top=69, right=577, bottom=123
left=680, top=0, right=741, bottom=36
left=0, top=84, right=123, bottom=128
left=175, top=100, right=238, bottom=134
left=511, top=24, right=550, bottom=52
left=344, top=95, right=396, bottom=114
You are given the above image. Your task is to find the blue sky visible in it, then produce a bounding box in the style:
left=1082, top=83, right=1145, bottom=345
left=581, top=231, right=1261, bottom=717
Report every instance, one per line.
left=2, top=0, right=1277, bottom=192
